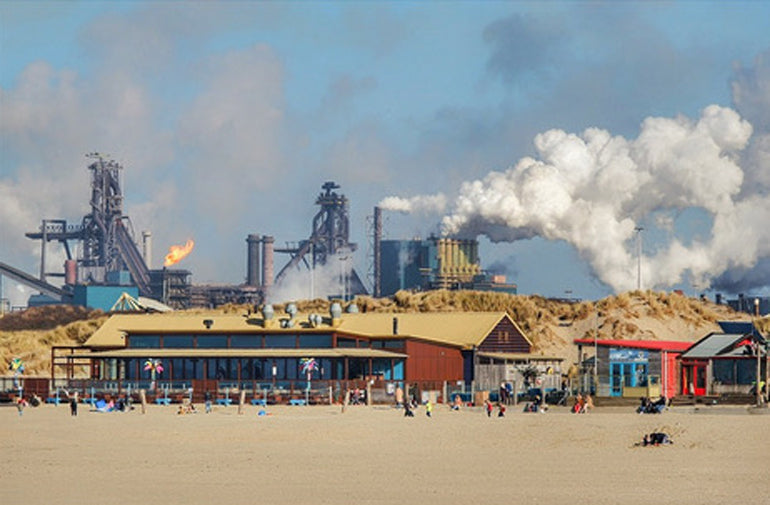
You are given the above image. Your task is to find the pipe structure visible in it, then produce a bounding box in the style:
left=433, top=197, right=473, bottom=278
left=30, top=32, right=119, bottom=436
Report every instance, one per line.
left=373, top=207, right=382, bottom=298
left=142, top=231, right=152, bottom=270
left=246, top=234, right=261, bottom=287
left=262, top=236, right=275, bottom=289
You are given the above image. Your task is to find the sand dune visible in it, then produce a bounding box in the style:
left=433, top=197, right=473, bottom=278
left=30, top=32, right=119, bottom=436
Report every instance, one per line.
left=2, top=402, right=767, bottom=505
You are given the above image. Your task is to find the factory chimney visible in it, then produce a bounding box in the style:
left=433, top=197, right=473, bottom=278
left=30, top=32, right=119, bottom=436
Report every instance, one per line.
left=142, top=231, right=152, bottom=269
left=373, top=206, right=382, bottom=298
left=246, top=234, right=261, bottom=287
left=262, top=235, right=275, bottom=290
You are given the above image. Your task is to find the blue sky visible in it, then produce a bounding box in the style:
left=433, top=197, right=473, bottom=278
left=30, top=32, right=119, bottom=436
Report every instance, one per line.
left=2, top=1, right=770, bottom=306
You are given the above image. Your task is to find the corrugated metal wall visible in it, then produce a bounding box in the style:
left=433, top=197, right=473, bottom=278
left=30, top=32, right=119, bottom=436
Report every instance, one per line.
left=404, top=340, right=463, bottom=381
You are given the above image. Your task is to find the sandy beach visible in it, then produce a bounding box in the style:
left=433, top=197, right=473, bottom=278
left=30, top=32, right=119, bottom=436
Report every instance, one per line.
left=2, top=402, right=767, bottom=505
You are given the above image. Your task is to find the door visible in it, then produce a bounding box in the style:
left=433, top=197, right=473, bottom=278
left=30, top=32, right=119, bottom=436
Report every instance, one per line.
left=610, top=363, right=624, bottom=397
left=682, top=363, right=707, bottom=396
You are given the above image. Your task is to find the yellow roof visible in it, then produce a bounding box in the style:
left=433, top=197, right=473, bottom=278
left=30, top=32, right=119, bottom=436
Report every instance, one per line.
left=69, top=348, right=406, bottom=359
left=83, top=311, right=522, bottom=350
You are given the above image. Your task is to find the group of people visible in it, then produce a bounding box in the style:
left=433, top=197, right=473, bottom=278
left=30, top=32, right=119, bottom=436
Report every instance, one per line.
left=637, top=396, right=667, bottom=414
left=640, top=432, right=673, bottom=446
left=484, top=399, right=506, bottom=417
left=572, top=393, right=594, bottom=414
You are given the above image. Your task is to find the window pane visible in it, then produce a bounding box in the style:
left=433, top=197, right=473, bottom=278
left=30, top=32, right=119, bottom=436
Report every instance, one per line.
left=337, top=338, right=357, bottom=348
left=299, top=334, right=332, bottom=348
left=231, top=335, right=262, bottom=348
left=163, top=336, right=194, bottom=348
left=265, top=335, right=296, bottom=348
left=197, top=335, right=228, bottom=348
left=129, top=335, right=160, bottom=348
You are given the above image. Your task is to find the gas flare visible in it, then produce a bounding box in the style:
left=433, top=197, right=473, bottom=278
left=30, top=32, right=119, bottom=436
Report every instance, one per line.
left=164, top=239, right=195, bottom=266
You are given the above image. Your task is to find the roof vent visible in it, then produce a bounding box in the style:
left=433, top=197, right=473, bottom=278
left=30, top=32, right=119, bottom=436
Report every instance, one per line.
left=203, top=319, right=213, bottom=329
left=392, top=316, right=398, bottom=335
left=346, top=303, right=359, bottom=314
left=262, top=304, right=274, bottom=320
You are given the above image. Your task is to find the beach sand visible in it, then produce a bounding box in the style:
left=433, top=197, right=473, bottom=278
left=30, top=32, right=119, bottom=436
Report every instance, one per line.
left=2, top=402, right=767, bottom=505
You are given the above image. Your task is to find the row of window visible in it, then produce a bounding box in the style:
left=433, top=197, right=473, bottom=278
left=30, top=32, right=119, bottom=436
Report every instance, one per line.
left=99, top=357, right=405, bottom=381
left=127, top=334, right=405, bottom=350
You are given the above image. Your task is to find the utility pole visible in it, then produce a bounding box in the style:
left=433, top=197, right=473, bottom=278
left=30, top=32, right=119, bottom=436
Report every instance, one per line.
left=635, top=226, right=644, bottom=291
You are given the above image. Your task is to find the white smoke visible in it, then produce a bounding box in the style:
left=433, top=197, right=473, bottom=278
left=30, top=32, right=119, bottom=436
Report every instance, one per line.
left=378, top=193, right=447, bottom=214
left=267, top=253, right=359, bottom=304
left=440, top=105, right=767, bottom=293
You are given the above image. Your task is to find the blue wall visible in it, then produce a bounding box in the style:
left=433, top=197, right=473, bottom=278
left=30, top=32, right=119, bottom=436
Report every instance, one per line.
left=74, top=285, right=139, bottom=312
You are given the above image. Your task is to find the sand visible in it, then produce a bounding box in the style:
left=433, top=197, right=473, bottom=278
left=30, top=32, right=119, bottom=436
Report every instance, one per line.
left=1, top=402, right=768, bottom=505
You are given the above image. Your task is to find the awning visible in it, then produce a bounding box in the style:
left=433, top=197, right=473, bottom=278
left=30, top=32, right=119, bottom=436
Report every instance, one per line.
left=67, top=348, right=408, bottom=360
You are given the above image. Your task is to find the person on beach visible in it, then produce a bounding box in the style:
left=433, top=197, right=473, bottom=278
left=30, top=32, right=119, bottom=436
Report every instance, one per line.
left=642, top=432, right=672, bottom=446
left=497, top=403, right=506, bottom=417
left=583, top=394, right=594, bottom=413
left=69, top=391, right=78, bottom=416
left=452, top=394, right=462, bottom=411
left=204, top=391, right=212, bottom=414
left=16, top=397, right=27, bottom=416
left=404, top=401, right=414, bottom=417
left=425, top=400, right=433, bottom=417
left=485, top=399, right=493, bottom=417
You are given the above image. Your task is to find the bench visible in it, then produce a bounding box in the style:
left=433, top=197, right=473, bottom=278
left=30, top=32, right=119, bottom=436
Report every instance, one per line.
left=250, top=399, right=267, bottom=406
left=289, top=399, right=306, bottom=406
left=216, top=398, right=232, bottom=406
left=155, top=398, right=172, bottom=406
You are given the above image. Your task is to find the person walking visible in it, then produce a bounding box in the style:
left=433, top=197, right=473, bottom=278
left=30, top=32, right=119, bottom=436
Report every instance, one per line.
left=69, top=391, right=78, bottom=416
left=425, top=400, right=433, bottom=417
left=485, top=399, right=493, bottom=418
left=204, top=390, right=212, bottom=414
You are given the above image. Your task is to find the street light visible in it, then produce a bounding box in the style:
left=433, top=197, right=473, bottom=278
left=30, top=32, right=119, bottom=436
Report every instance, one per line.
left=635, top=226, right=644, bottom=291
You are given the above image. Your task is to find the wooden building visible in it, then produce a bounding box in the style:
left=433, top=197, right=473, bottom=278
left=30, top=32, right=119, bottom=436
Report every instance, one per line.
left=678, top=321, right=767, bottom=396
left=574, top=339, right=691, bottom=398
left=58, top=306, right=534, bottom=399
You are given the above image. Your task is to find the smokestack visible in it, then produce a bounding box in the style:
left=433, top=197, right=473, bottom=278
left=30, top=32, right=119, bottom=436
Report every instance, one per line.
left=262, top=235, right=274, bottom=289
left=246, top=234, right=261, bottom=287
left=374, top=206, right=382, bottom=298
left=142, top=231, right=152, bottom=269
left=64, top=259, right=77, bottom=285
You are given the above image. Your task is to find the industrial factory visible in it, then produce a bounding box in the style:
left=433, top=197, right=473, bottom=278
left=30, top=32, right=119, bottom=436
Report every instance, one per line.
left=0, top=154, right=515, bottom=313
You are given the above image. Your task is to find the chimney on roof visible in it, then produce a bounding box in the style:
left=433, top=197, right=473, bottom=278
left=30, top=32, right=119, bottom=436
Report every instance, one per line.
left=392, top=316, right=398, bottom=335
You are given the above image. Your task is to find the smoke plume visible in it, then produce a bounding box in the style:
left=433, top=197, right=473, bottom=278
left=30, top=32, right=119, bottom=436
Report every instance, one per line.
left=378, top=194, right=447, bottom=214
left=440, top=104, right=770, bottom=293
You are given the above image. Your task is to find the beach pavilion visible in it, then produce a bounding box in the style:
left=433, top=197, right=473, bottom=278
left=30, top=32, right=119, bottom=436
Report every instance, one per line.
left=573, top=338, right=691, bottom=398
left=53, top=304, right=536, bottom=403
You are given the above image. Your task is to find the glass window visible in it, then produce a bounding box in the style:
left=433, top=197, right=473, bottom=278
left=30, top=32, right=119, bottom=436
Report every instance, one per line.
left=713, top=360, right=735, bottom=385
left=320, top=359, right=332, bottom=380
left=383, top=339, right=404, bottom=349
left=170, top=358, right=184, bottom=379
left=185, top=359, right=200, bottom=380
left=231, top=335, right=262, bottom=348
left=299, top=334, right=333, bottom=348
left=286, top=358, right=299, bottom=380
left=163, top=335, right=194, bottom=348
left=337, top=337, right=357, bottom=348
left=240, top=359, right=253, bottom=380
left=197, top=335, right=228, bottom=348
left=128, top=335, right=160, bottom=348
left=265, top=335, right=297, bottom=348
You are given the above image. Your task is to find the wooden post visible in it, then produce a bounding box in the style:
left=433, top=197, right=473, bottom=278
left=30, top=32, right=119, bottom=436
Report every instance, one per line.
left=139, top=389, right=147, bottom=415
left=366, top=382, right=372, bottom=406
left=238, top=390, right=246, bottom=415
left=341, top=389, right=350, bottom=413
left=328, top=385, right=333, bottom=406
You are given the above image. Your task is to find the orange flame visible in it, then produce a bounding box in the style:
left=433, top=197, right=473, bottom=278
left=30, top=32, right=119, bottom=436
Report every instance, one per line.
left=164, top=239, right=195, bottom=266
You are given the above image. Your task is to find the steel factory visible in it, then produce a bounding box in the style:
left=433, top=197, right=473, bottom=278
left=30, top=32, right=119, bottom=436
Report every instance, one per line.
left=0, top=154, right=514, bottom=313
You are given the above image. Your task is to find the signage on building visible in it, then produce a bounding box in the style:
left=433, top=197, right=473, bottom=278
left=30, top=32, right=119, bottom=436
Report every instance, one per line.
left=609, top=348, right=649, bottom=363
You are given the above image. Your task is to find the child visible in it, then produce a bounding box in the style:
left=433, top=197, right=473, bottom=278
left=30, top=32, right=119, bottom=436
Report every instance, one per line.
left=485, top=399, right=493, bottom=418
left=425, top=400, right=433, bottom=417
left=497, top=403, right=506, bottom=417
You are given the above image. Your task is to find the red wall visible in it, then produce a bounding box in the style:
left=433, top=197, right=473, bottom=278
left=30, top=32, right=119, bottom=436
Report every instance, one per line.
left=404, top=340, right=463, bottom=381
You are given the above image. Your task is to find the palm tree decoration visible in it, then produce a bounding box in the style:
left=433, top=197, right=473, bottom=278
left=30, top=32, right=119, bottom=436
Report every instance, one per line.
left=144, top=359, right=164, bottom=390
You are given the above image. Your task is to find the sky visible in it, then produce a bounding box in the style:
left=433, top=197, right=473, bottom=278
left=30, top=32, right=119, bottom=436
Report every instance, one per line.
left=2, top=1, right=770, bottom=307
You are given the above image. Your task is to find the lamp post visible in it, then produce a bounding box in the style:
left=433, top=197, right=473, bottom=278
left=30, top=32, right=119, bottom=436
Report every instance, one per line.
left=635, top=226, right=644, bottom=291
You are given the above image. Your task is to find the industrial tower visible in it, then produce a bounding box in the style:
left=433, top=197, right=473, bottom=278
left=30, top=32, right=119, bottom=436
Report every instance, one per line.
left=274, top=181, right=368, bottom=297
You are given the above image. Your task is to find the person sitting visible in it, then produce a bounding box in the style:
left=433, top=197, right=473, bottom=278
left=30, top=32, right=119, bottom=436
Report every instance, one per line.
left=574, top=393, right=585, bottom=414
left=403, top=402, right=414, bottom=417
left=451, top=394, right=462, bottom=411
left=642, top=432, right=672, bottom=446
left=637, top=397, right=650, bottom=414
